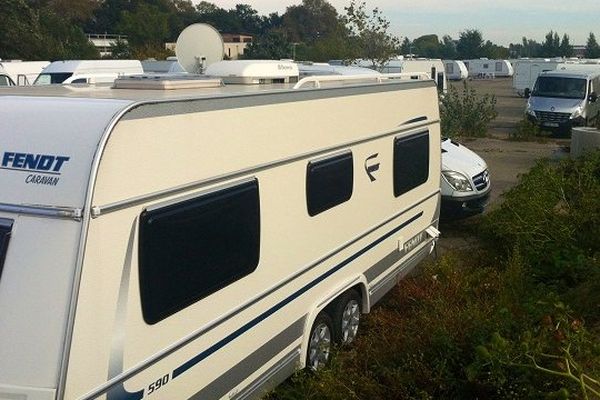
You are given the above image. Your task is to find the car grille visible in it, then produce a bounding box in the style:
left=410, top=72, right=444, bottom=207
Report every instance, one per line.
left=536, top=111, right=570, bottom=123
left=472, top=170, right=490, bottom=191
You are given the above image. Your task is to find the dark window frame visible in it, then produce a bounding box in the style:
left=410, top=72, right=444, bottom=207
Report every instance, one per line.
left=138, top=179, right=261, bottom=325
left=306, top=151, right=354, bottom=216
left=393, top=131, right=430, bottom=197
left=0, top=218, right=13, bottom=281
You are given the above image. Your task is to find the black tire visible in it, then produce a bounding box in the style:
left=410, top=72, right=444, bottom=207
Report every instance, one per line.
left=306, top=311, right=334, bottom=371
left=332, top=289, right=362, bottom=345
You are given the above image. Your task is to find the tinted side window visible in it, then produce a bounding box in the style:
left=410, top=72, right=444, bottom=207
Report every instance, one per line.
left=0, top=219, right=13, bottom=280
left=393, top=131, right=429, bottom=197
left=139, top=180, right=260, bottom=324
left=306, top=152, right=353, bottom=216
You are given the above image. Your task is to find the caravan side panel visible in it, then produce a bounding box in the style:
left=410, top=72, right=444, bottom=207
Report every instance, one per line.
left=62, top=82, right=441, bottom=400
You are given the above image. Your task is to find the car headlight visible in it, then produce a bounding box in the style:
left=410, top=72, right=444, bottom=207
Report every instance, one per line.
left=442, top=171, right=473, bottom=192
left=571, top=106, right=583, bottom=119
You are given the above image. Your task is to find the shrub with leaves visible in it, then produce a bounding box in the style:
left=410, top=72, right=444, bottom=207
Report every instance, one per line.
left=480, top=151, right=600, bottom=291
left=440, top=81, right=498, bottom=138
left=510, top=117, right=543, bottom=141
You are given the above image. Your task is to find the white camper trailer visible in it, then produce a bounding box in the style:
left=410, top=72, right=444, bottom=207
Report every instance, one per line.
left=443, top=60, right=468, bottom=80
left=0, top=61, right=441, bottom=400
left=0, top=60, right=49, bottom=86
left=34, top=60, right=143, bottom=85
left=350, top=58, right=447, bottom=93
left=463, top=59, right=514, bottom=78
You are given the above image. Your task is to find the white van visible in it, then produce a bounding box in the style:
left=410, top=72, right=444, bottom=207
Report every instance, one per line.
left=440, top=138, right=491, bottom=217
left=34, top=60, right=143, bottom=85
left=525, top=68, right=600, bottom=130
left=0, top=62, right=441, bottom=400
left=0, top=60, right=49, bottom=86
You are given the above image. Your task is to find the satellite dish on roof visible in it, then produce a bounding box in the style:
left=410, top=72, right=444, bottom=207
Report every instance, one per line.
left=176, top=23, right=224, bottom=74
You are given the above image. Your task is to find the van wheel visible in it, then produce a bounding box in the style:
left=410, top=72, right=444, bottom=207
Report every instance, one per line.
left=333, top=290, right=361, bottom=345
left=307, top=312, right=333, bottom=371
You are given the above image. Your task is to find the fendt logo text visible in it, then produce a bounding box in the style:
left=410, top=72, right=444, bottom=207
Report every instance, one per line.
left=1, top=151, right=70, bottom=186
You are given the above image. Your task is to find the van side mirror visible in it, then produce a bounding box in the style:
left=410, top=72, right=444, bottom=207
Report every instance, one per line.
left=524, top=88, right=531, bottom=98
left=589, top=92, right=598, bottom=103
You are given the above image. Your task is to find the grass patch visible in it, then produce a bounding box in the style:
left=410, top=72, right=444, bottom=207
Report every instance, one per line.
left=268, top=151, right=600, bottom=400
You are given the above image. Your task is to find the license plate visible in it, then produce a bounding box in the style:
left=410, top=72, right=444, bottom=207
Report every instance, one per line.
left=542, top=122, right=559, bottom=127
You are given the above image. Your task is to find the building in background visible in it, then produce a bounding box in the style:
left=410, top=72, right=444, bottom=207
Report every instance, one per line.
left=87, top=34, right=128, bottom=58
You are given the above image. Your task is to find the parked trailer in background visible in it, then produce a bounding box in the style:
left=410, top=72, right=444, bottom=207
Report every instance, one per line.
left=347, top=58, right=447, bottom=93
left=443, top=60, right=468, bottom=80
left=463, top=59, right=514, bottom=78
left=34, top=60, right=143, bottom=85
left=0, top=60, right=49, bottom=86
left=0, top=61, right=441, bottom=400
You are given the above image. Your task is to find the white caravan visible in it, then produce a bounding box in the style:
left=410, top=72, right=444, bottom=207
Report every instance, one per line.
left=0, top=60, right=49, bottom=86
left=463, top=59, right=514, bottom=78
left=34, top=60, right=143, bottom=85
left=349, top=58, right=447, bottom=93
left=0, top=62, right=441, bottom=400
left=443, top=60, right=468, bottom=80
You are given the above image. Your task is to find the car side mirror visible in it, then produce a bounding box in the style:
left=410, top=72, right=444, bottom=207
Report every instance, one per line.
left=524, top=88, right=531, bottom=98
left=589, top=92, right=598, bottom=103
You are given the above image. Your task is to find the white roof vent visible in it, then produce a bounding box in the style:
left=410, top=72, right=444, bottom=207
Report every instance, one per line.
left=113, top=74, right=223, bottom=90
left=205, top=60, right=299, bottom=84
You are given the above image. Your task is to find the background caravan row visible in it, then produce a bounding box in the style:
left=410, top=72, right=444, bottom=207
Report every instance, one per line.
left=0, top=65, right=441, bottom=400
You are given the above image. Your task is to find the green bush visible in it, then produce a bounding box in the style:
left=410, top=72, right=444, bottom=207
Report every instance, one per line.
left=440, top=81, right=498, bottom=138
left=480, top=151, right=600, bottom=291
left=509, top=118, right=543, bottom=141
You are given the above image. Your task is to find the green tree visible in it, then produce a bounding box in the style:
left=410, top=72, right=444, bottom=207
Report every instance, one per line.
left=440, top=35, right=457, bottom=59
left=39, top=7, right=100, bottom=59
left=456, top=29, right=483, bottom=59
left=412, top=34, right=440, bottom=58
left=119, top=3, right=170, bottom=49
left=282, top=0, right=340, bottom=44
left=400, top=37, right=412, bottom=55
left=585, top=32, right=600, bottom=58
left=242, top=31, right=291, bottom=59
left=559, top=33, right=573, bottom=57
left=0, top=0, right=46, bottom=60
left=541, top=30, right=560, bottom=57
left=344, top=0, right=399, bottom=70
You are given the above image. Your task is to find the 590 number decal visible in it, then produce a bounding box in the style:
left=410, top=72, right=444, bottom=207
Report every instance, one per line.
left=147, top=374, right=170, bottom=395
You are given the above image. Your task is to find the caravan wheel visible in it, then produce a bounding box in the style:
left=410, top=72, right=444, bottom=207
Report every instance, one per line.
left=333, top=290, right=361, bottom=345
left=307, top=312, right=333, bottom=371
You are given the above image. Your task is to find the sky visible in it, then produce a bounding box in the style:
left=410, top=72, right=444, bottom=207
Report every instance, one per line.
left=199, top=0, right=600, bottom=46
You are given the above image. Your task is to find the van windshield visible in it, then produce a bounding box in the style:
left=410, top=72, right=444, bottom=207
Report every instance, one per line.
left=0, top=74, right=15, bottom=86
left=34, top=72, right=73, bottom=85
left=532, top=76, right=587, bottom=99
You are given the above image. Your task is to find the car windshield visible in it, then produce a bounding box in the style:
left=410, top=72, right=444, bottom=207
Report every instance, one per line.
left=532, top=76, right=587, bottom=99
left=0, top=74, right=15, bottom=86
left=34, top=72, right=73, bottom=85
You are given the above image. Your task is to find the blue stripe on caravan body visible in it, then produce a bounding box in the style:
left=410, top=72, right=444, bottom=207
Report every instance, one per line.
left=106, top=212, right=423, bottom=399
left=173, top=211, right=422, bottom=379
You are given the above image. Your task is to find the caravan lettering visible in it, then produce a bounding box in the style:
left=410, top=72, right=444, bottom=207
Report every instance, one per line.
left=1, top=152, right=70, bottom=173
